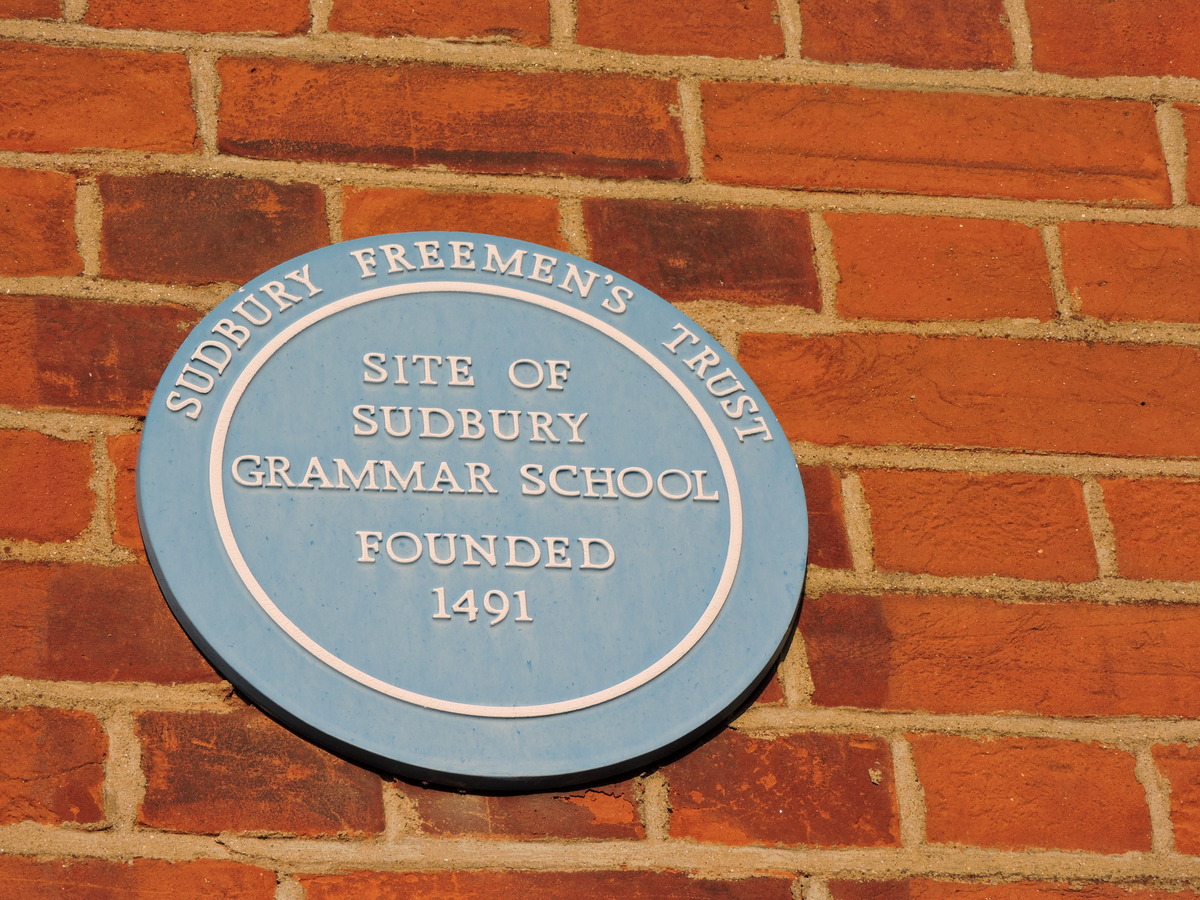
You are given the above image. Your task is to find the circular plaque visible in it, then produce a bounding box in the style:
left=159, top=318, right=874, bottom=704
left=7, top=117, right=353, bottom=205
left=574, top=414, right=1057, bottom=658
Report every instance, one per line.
left=138, top=233, right=807, bottom=788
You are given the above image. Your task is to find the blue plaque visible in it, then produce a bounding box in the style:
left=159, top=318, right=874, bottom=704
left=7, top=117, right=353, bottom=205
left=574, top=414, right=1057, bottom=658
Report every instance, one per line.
left=138, top=233, right=807, bottom=788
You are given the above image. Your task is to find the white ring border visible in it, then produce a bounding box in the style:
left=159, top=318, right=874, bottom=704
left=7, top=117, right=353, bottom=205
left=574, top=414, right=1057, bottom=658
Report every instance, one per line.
left=209, top=282, right=743, bottom=718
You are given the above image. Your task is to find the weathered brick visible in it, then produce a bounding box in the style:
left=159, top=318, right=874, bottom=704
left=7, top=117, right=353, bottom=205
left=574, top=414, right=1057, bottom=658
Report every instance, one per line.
left=0, top=562, right=218, bottom=683
left=302, top=870, right=794, bottom=900
left=830, top=880, right=1200, bottom=900
left=1060, top=222, right=1200, bottom=323
left=218, top=57, right=687, bottom=180
left=85, top=0, right=309, bottom=33
left=1152, top=744, right=1200, bottom=855
left=0, top=0, right=57, bottom=17
left=739, top=333, right=1200, bottom=457
left=702, top=83, right=1170, bottom=205
left=342, top=187, right=564, bottom=248
left=802, top=593, right=1200, bottom=717
left=0, top=42, right=195, bottom=153
left=665, top=729, right=899, bottom=847
left=911, top=734, right=1150, bottom=853
left=801, top=0, right=1011, bottom=70
left=0, top=707, right=105, bottom=825
left=1181, top=107, right=1200, bottom=205
left=0, top=296, right=198, bottom=415
left=137, top=708, right=385, bottom=836
left=400, top=781, right=643, bottom=839
left=0, top=168, right=81, bottom=276
left=329, top=0, right=549, bottom=44
left=800, top=465, right=852, bottom=569
left=576, top=0, right=783, bottom=58
left=584, top=200, right=818, bottom=306
left=108, top=433, right=142, bottom=552
left=828, top=213, right=1054, bottom=321
left=859, top=470, right=1096, bottom=581
left=1102, top=478, right=1200, bottom=581
left=0, top=430, right=93, bottom=543
left=753, top=662, right=786, bottom=706
left=0, top=856, right=276, bottom=900
left=1027, top=0, right=1200, bottom=78
left=100, top=174, right=327, bottom=285
left=0, top=0, right=60, bottom=18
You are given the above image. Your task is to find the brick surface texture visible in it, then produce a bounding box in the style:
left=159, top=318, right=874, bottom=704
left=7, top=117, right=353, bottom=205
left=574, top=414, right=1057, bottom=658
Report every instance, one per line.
left=342, top=187, right=565, bottom=248
left=802, top=593, right=1200, bottom=717
left=329, top=0, right=549, bottom=44
left=576, top=0, right=783, bottom=58
left=99, top=173, right=328, bottom=284
left=1027, top=0, right=1200, bottom=78
left=828, top=214, right=1054, bottom=321
left=399, top=781, right=645, bottom=839
left=0, top=707, right=105, bottom=825
left=665, top=729, right=900, bottom=847
left=3, top=1, right=1200, bottom=895
left=0, top=42, right=196, bottom=152
left=911, top=735, right=1151, bottom=853
left=1059, top=222, right=1200, bottom=323
left=800, top=0, right=1012, bottom=70
left=584, top=199, right=820, bottom=306
left=137, top=708, right=386, bottom=835
left=0, top=430, right=92, bottom=542
left=0, top=0, right=60, bottom=18
left=0, top=856, right=276, bottom=899
left=304, top=870, right=794, bottom=899
left=84, top=0, right=310, bottom=34
left=859, top=470, right=1096, bottom=581
left=0, top=167, right=80, bottom=276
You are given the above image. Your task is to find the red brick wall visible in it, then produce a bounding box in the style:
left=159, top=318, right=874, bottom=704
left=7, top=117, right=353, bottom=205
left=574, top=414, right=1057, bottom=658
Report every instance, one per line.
left=3, top=0, right=1200, bottom=896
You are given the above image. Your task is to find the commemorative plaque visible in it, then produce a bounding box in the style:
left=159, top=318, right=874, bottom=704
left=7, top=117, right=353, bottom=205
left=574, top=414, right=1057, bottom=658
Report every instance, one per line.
left=139, top=233, right=808, bottom=788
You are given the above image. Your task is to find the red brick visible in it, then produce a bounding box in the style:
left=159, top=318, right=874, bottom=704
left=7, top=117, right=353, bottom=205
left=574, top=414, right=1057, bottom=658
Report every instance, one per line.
left=911, top=734, right=1149, bottom=853
left=329, top=0, right=549, bottom=45
left=666, top=729, right=899, bottom=847
left=0, top=296, right=199, bottom=415
left=830, top=880, right=1200, bottom=900
left=860, top=470, right=1096, bottom=581
left=583, top=200, right=819, bottom=307
left=1152, top=744, right=1200, bottom=855
left=218, top=57, right=686, bottom=180
left=828, top=214, right=1054, bottom=321
left=0, top=168, right=81, bottom=276
left=0, top=42, right=195, bottom=153
left=0, top=0, right=60, bottom=18
left=400, top=781, right=643, bottom=839
left=801, top=0, right=1011, bottom=70
left=108, top=433, right=142, bottom=552
left=137, top=708, right=385, bottom=836
left=576, top=0, right=783, bottom=58
left=739, top=333, right=1200, bottom=457
left=0, top=562, right=218, bottom=683
left=1181, top=107, right=1200, bottom=205
left=1027, top=0, right=1200, bottom=78
left=302, top=870, right=794, bottom=900
left=1102, top=478, right=1200, bottom=581
left=85, top=0, right=309, bottom=33
left=754, top=663, right=786, bottom=706
left=800, top=465, right=852, bottom=569
left=100, top=174, right=327, bottom=285
left=802, top=593, right=1200, bottom=717
left=342, top=187, right=564, bottom=248
left=0, top=707, right=104, bottom=825
left=1060, top=222, right=1200, bottom=324
left=0, top=430, right=93, bottom=543
left=702, top=83, right=1170, bottom=205
left=0, top=856, right=275, bottom=900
